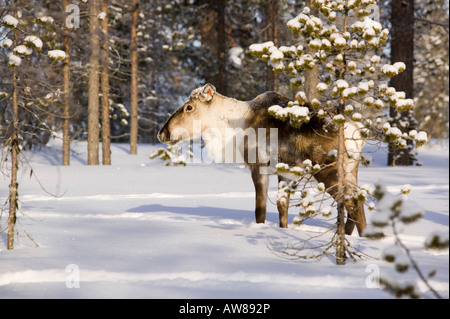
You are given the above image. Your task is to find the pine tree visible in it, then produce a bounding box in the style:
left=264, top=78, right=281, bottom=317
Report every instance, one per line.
left=250, top=0, right=429, bottom=264
left=1, top=1, right=55, bottom=248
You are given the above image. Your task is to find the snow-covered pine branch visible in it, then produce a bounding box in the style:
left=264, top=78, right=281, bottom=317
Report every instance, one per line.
left=364, top=184, right=447, bottom=299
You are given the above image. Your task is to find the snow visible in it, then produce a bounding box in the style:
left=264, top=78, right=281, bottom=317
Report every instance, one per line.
left=289, top=106, right=309, bottom=118
left=336, top=79, right=349, bottom=90
left=8, top=53, right=21, bottom=67
left=381, top=63, right=405, bottom=78
left=351, top=16, right=382, bottom=37
left=2, top=14, right=19, bottom=28
left=309, top=38, right=322, bottom=49
left=370, top=55, right=381, bottom=64
left=358, top=81, right=370, bottom=93
left=24, top=36, right=43, bottom=50
left=385, top=127, right=403, bottom=139
left=286, top=17, right=302, bottom=31
left=279, top=45, right=296, bottom=55
left=249, top=41, right=274, bottom=54
left=0, top=139, right=448, bottom=299
left=97, top=12, right=107, bottom=20
left=228, top=46, right=243, bottom=68
left=316, top=82, right=328, bottom=93
left=333, top=37, right=347, bottom=47
left=276, top=163, right=290, bottom=171
left=13, top=45, right=33, bottom=56
left=47, top=50, right=66, bottom=61
left=352, top=112, right=362, bottom=121
left=1, top=38, right=13, bottom=48
left=395, top=98, right=414, bottom=112
left=268, top=46, right=283, bottom=62
left=401, top=184, right=411, bottom=194
left=415, top=131, right=428, bottom=144
left=37, top=16, right=54, bottom=25
left=393, top=62, right=406, bottom=73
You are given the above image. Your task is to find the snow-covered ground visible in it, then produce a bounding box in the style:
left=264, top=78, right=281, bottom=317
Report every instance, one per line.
left=0, top=139, right=448, bottom=299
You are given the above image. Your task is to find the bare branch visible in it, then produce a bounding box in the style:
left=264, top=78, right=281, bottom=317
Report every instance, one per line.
left=415, top=17, right=450, bottom=31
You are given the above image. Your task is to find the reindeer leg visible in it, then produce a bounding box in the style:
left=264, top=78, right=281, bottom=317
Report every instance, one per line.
left=277, top=175, right=290, bottom=228
left=343, top=168, right=367, bottom=236
left=345, top=199, right=366, bottom=236
left=315, top=166, right=367, bottom=236
left=251, top=166, right=269, bottom=224
left=344, top=201, right=357, bottom=235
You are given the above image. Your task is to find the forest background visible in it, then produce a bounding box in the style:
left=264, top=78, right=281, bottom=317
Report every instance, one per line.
left=0, top=0, right=448, bottom=164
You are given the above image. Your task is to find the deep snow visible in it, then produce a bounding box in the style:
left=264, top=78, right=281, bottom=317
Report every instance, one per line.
left=0, top=139, right=448, bottom=299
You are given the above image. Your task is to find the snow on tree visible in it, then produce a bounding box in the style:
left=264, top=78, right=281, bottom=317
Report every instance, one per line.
left=150, top=143, right=193, bottom=166
left=24, top=36, right=43, bottom=50
left=47, top=49, right=67, bottom=61
left=2, top=14, right=19, bottom=28
left=250, top=0, right=428, bottom=264
left=0, top=1, right=71, bottom=249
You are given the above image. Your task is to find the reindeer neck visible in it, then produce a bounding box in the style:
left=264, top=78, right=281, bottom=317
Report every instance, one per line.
left=209, top=94, right=251, bottom=130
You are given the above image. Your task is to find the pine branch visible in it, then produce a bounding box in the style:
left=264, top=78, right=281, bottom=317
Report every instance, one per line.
left=391, top=219, right=443, bottom=299
left=415, top=17, right=450, bottom=31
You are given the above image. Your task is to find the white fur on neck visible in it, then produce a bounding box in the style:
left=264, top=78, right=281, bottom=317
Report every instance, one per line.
left=343, top=121, right=365, bottom=187
left=202, top=94, right=251, bottom=163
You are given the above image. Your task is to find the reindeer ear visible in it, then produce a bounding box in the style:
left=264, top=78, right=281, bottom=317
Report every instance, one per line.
left=199, top=83, right=216, bottom=103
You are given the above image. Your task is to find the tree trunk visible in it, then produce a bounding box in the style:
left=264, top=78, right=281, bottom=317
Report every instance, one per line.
left=100, top=0, right=111, bottom=165
left=265, top=0, right=278, bottom=92
left=62, top=0, right=71, bottom=166
left=198, top=0, right=216, bottom=86
left=388, top=0, right=415, bottom=166
left=304, top=0, right=319, bottom=101
left=88, top=0, right=100, bottom=165
left=130, top=0, right=139, bottom=155
left=8, top=24, right=19, bottom=250
left=335, top=7, right=350, bottom=265
left=216, top=0, right=227, bottom=95
left=335, top=101, right=347, bottom=265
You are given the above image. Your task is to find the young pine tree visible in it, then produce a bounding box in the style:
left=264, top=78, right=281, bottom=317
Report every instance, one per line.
left=365, top=184, right=448, bottom=298
left=1, top=4, right=56, bottom=249
left=250, top=0, right=428, bottom=264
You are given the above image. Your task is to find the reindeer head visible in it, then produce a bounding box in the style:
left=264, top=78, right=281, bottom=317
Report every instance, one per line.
left=158, top=84, right=217, bottom=145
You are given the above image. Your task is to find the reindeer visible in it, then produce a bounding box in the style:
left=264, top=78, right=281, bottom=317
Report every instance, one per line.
left=158, top=84, right=367, bottom=236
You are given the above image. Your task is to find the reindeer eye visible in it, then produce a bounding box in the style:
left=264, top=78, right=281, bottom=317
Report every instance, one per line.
left=185, top=105, right=194, bottom=112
